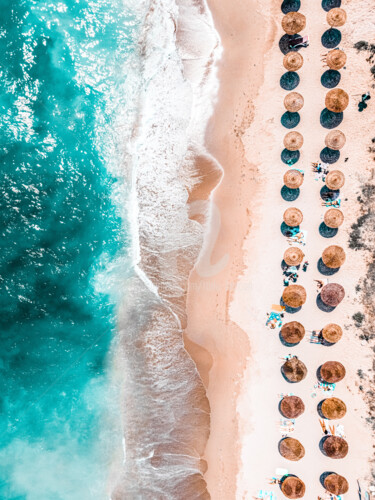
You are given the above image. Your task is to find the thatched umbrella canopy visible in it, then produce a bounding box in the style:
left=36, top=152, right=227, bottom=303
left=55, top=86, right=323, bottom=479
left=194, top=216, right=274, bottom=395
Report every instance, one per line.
left=325, top=89, right=349, bottom=113
left=326, top=49, right=347, bottom=70
left=281, top=476, right=306, bottom=499
left=284, top=170, right=304, bottom=189
left=321, top=397, right=347, bottom=419
left=282, top=357, right=307, bottom=382
left=282, top=12, right=306, bottom=35
left=284, top=247, right=304, bottom=266
left=324, top=208, right=344, bottom=228
left=322, top=245, right=346, bottom=268
left=324, top=473, right=349, bottom=495
left=322, top=323, right=343, bottom=343
left=280, top=396, right=305, bottom=419
left=284, top=92, right=304, bottom=112
left=326, top=170, right=345, bottom=190
left=284, top=207, right=303, bottom=227
left=283, top=285, right=306, bottom=308
left=283, top=52, right=304, bottom=71
left=284, top=131, right=304, bottom=151
left=279, top=438, right=305, bottom=461
left=281, top=321, right=305, bottom=344
left=323, top=436, right=349, bottom=458
left=325, top=129, right=346, bottom=150
left=327, top=8, right=347, bottom=27
left=321, top=361, right=346, bottom=383
left=321, top=283, right=345, bottom=307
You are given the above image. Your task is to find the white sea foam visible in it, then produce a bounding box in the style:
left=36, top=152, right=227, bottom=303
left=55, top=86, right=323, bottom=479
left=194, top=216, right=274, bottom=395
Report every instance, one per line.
left=111, top=0, right=222, bottom=497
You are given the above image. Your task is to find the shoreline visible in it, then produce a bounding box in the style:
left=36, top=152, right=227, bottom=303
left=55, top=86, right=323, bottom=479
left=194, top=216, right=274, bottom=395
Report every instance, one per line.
left=184, top=0, right=272, bottom=496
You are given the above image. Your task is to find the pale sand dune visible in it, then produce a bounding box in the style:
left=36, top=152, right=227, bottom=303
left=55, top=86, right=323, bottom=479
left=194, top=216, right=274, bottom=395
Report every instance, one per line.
left=185, top=0, right=375, bottom=498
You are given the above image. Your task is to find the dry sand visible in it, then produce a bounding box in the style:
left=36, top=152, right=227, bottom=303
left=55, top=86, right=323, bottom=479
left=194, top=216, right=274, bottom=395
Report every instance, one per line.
left=185, top=0, right=375, bottom=498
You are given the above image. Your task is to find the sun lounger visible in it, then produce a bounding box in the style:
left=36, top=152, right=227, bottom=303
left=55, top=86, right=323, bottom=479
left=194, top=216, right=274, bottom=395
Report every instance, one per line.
left=275, top=467, right=288, bottom=477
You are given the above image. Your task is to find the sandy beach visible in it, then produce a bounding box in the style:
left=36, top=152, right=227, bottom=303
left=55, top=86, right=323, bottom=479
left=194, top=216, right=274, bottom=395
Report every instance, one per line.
left=185, top=0, right=375, bottom=498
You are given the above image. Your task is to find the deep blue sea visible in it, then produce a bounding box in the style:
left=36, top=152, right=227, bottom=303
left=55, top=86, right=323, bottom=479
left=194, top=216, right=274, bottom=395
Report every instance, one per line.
left=0, top=1, right=140, bottom=498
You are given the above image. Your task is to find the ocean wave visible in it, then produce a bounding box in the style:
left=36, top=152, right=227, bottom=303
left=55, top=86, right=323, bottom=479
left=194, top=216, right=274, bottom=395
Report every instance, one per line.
left=113, top=0, right=222, bottom=497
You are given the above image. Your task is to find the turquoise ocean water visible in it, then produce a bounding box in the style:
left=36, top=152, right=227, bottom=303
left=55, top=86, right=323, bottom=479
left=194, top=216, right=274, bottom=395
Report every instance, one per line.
left=0, top=1, right=140, bottom=498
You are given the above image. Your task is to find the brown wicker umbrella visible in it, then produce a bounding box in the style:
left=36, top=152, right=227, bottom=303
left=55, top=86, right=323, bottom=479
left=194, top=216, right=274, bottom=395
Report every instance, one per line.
left=324, top=474, right=349, bottom=495
left=320, top=361, right=346, bottom=383
left=326, top=50, right=347, bottom=71
left=284, top=170, right=304, bottom=189
left=284, top=92, right=304, bottom=112
left=284, top=207, right=303, bottom=227
left=322, top=323, right=343, bottom=343
left=325, top=129, right=346, bottom=150
left=281, top=321, right=305, bottom=344
left=283, top=52, right=304, bottom=71
left=322, top=245, right=346, bottom=268
left=324, top=209, right=344, bottom=228
left=284, top=247, right=305, bottom=266
left=326, top=171, right=345, bottom=190
left=280, top=396, right=305, bottom=419
left=327, top=8, right=347, bottom=27
left=282, top=12, right=306, bottom=35
left=282, top=285, right=307, bottom=308
left=323, top=436, right=349, bottom=459
left=320, top=283, right=345, bottom=307
left=279, top=438, right=305, bottom=461
left=284, top=131, right=304, bottom=151
left=282, top=357, right=307, bottom=382
left=321, top=397, right=347, bottom=419
left=325, top=89, right=349, bottom=113
left=284, top=247, right=304, bottom=266
left=281, top=476, right=306, bottom=499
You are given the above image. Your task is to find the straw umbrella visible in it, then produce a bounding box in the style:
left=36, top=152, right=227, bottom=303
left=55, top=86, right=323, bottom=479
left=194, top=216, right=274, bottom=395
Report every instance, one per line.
left=281, top=321, right=305, bottom=344
left=320, top=283, right=345, bottom=307
left=325, top=89, right=349, bottom=113
left=284, top=131, right=304, bottom=151
left=282, top=12, right=306, bottom=35
left=284, top=247, right=304, bottom=266
left=326, top=170, right=345, bottom=190
left=283, top=285, right=306, bottom=308
left=326, top=49, right=347, bottom=70
left=325, top=129, right=346, bottom=150
left=324, top=208, right=344, bottom=228
left=321, top=397, right=347, bottom=419
left=280, top=396, right=305, bottom=419
left=322, top=323, right=343, bottom=343
left=327, top=8, right=347, bottom=27
left=320, top=361, right=346, bottom=383
left=283, top=52, right=304, bottom=71
left=284, top=92, right=304, bottom=112
left=324, top=474, right=349, bottom=495
left=322, top=245, right=346, bottom=268
left=279, top=438, right=305, bottom=461
left=284, top=170, right=304, bottom=189
left=281, top=476, right=306, bottom=499
left=323, top=436, right=349, bottom=459
left=284, top=207, right=303, bottom=227
left=282, top=357, right=307, bottom=382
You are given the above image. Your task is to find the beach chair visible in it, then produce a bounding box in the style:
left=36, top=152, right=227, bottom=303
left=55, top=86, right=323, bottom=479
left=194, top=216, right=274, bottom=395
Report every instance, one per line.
left=275, top=467, right=288, bottom=476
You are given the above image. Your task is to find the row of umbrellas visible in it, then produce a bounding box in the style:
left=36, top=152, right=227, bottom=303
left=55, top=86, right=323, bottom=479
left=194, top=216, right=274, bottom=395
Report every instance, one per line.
left=282, top=282, right=345, bottom=308
left=280, top=320, right=343, bottom=345
left=281, top=395, right=346, bottom=420
left=279, top=11, right=348, bottom=500
left=282, top=358, right=346, bottom=384
left=284, top=245, right=345, bottom=268
left=281, top=8, right=347, bottom=36
left=284, top=206, right=344, bottom=229
left=279, top=435, right=349, bottom=461
left=279, top=472, right=348, bottom=498
left=283, top=128, right=346, bottom=151
left=284, top=49, right=347, bottom=72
